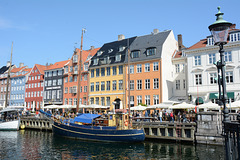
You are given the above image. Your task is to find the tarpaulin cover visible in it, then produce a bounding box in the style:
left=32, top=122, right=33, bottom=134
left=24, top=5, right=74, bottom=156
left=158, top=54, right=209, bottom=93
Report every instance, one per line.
left=73, top=114, right=101, bottom=124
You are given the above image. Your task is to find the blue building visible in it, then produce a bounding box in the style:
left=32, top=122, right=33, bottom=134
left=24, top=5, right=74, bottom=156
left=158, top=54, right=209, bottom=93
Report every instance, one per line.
left=9, top=66, right=31, bottom=106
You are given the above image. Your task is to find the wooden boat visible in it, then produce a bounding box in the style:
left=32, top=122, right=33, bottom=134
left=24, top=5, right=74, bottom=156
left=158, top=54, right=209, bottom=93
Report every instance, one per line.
left=0, top=108, right=20, bottom=131
left=40, top=110, right=145, bottom=142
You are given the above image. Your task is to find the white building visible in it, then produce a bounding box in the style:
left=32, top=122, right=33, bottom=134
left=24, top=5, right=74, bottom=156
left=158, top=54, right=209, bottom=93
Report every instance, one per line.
left=185, top=24, right=240, bottom=105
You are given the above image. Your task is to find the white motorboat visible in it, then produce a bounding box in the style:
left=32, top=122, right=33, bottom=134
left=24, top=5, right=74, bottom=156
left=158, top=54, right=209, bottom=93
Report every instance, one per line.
left=0, top=108, right=20, bottom=131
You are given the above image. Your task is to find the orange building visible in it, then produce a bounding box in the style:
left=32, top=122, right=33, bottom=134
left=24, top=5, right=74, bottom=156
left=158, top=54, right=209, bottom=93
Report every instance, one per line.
left=63, top=47, right=99, bottom=110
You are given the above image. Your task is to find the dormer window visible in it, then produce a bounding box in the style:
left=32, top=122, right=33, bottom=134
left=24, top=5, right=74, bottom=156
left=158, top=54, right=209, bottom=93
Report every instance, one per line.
left=131, top=50, right=140, bottom=58
left=115, top=54, right=121, bottom=62
left=230, top=32, right=240, bottom=42
left=108, top=49, right=113, bottom=53
left=97, top=51, right=103, bottom=56
left=146, top=47, right=156, bottom=56
left=93, top=58, right=99, bottom=65
left=119, top=46, right=125, bottom=52
left=182, top=50, right=186, bottom=57
left=207, top=36, right=214, bottom=46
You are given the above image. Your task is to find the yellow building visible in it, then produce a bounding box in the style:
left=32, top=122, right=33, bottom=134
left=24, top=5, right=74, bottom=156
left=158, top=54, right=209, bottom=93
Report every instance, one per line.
left=89, top=35, right=137, bottom=111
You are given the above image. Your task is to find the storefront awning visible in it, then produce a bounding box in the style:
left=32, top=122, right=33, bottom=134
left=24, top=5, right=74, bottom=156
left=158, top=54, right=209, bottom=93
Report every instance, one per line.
left=195, top=97, right=204, bottom=105
left=209, top=92, right=234, bottom=99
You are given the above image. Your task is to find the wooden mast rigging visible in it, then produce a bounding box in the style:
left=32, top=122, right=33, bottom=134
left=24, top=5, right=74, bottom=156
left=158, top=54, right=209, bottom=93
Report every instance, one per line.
left=5, top=42, right=13, bottom=108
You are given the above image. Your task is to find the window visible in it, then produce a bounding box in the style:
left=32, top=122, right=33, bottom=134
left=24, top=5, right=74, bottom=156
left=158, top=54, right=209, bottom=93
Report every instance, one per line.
left=230, top=32, right=240, bottom=42
left=112, top=80, right=117, bottom=90
left=101, top=97, right=105, bottom=106
left=90, top=98, right=94, bottom=105
left=145, top=95, right=150, bottom=105
left=130, top=96, right=134, bottom=107
left=137, top=64, right=142, bottom=73
left=84, top=63, right=88, bottom=71
left=74, top=76, right=77, bottom=82
left=101, top=81, right=105, bottom=91
left=58, top=70, right=62, bottom=75
left=48, top=80, right=52, bottom=86
left=153, top=78, right=159, bottom=89
left=183, top=79, right=186, bottom=89
left=74, top=98, right=77, bottom=105
left=226, top=71, right=233, bottom=83
left=64, top=66, right=68, bottom=73
left=69, top=98, right=72, bottom=105
left=64, top=98, right=68, bottom=104
left=96, top=69, right=100, bottom=77
left=90, top=82, right=94, bottom=92
left=65, top=77, right=68, bottom=83
left=69, top=76, right=73, bottom=82
left=131, top=51, right=140, bottom=58
left=53, top=71, right=57, bottom=76
left=176, top=80, right=180, bottom=90
left=112, top=66, right=117, bottom=75
left=115, top=54, right=121, bottom=62
left=65, top=87, right=68, bottom=93
left=153, top=62, right=159, bottom=71
left=153, top=95, right=159, bottom=105
left=130, top=80, right=134, bottom=90
left=106, top=81, right=110, bottom=91
left=97, top=51, right=103, bottom=56
left=107, top=67, right=110, bottom=76
left=84, top=86, right=87, bottom=92
left=106, top=97, right=110, bottom=106
left=53, top=80, right=57, bottom=86
left=194, top=56, right=201, bottom=66
left=146, top=48, right=156, bottom=56
left=93, top=59, right=99, bottom=65
left=119, top=46, right=125, bottom=52
left=210, top=73, right=217, bottom=84
left=137, top=96, right=142, bottom=105
left=118, top=80, right=123, bottom=90
left=101, top=68, right=105, bottom=76
left=224, top=51, right=232, bottom=62
left=91, top=69, right=94, bottom=78
left=195, top=74, right=202, bottom=85
left=129, top=65, right=134, bottom=74
left=95, top=97, right=99, bottom=105
left=84, top=75, right=87, bottom=81
left=119, top=65, right=123, bottom=74
left=175, top=64, right=180, bottom=73
left=137, top=80, right=142, bottom=90
left=209, top=53, right=216, bottom=64
left=207, top=37, right=214, bottom=46
left=145, top=63, right=150, bottom=72
left=96, top=82, right=99, bottom=91
left=49, top=71, right=52, bottom=77
left=145, top=79, right=150, bottom=89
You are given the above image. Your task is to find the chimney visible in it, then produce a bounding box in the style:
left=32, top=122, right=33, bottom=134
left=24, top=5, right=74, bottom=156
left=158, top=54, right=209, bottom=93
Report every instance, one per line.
left=177, top=34, right=183, bottom=51
left=19, top=62, right=24, bottom=68
left=6, top=61, right=10, bottom=67
left=118, top=34, right=125, bottom=41
left=90, top=46, right=95, bottom=50
left=153, top=29, right=159, bottom=34
left=230, top=24, right=236, bottom=29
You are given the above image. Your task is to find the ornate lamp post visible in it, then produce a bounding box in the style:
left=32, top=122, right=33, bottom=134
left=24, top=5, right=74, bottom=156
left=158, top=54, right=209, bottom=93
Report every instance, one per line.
left=208, top=7, right=232, bottom=159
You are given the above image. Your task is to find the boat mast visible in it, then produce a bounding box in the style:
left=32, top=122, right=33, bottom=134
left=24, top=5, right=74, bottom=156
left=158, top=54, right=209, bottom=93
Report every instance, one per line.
left=127, top=39, right=131, bottom=125
left=76, top=28, right=85, bottom=113
left=5, top=42, right=13, bottom=108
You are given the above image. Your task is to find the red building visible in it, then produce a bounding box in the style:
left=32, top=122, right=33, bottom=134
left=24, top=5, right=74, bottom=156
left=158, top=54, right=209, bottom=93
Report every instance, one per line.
left=63, top=47, right=99, bottom=109
left=25, top=64, right=46, bottom=111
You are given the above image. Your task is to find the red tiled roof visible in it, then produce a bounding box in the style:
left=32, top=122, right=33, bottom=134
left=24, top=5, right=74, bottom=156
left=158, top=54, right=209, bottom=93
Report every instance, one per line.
left=74, top=48, right=100, bottom=64
left=11, top=68, right=32, bottom=78
left=172, top=50, right=182, bottom=58
left=45, top=60, right=70, bottom=71
left=11, top=66, right=27, bottom=73
left=35, top=64, right=47, bottom=75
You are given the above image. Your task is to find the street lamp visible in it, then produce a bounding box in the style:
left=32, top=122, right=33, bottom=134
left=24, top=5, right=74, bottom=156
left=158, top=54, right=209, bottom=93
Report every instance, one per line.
left=208, top=6, right=232, bottom=159
left=208, top=6, right=232, bottom=123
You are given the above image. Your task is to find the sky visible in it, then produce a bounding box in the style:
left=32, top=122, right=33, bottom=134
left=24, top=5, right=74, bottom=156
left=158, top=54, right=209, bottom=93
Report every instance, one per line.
left=0, top=0, right=239, bottom=68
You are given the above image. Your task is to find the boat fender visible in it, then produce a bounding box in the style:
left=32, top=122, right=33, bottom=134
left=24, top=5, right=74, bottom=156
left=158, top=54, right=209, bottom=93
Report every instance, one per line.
left=125, top=120, right=128, bottom=126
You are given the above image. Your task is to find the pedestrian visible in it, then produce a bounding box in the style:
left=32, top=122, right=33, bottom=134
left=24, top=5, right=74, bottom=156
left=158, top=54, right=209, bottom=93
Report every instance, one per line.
left=159, top=110, right=162, bottom=122
left=170, top=111, right=174, bottom=123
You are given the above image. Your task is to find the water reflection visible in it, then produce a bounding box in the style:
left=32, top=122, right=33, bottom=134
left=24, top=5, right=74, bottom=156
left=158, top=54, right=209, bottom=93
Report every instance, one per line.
left=0, top=130, right=224, bottom=159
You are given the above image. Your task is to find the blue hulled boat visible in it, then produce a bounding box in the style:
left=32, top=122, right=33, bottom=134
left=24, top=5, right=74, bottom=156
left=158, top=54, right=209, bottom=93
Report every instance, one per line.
left=40, top=110, right=145, bottom=142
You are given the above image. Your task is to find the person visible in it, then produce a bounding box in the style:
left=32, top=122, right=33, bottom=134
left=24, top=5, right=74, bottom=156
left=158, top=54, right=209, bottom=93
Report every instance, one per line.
left=159, top=110, right=163, bottom=122
left=170, top=111, right=174, bottom=123
left=183, top=112, right=187, bottom=122
left=178, top=111, right=181, bottom=122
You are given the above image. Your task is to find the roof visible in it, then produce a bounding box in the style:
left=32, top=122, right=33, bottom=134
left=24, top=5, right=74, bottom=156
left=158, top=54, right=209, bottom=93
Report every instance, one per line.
left=74, top=48, right=100, bottom=64
left=89, top=37, right=137, bottom=67
left=73, top=113, right=101, bottom=124
left=11, top=68, right=32, bottom=78
left=11, top=66, right=27, bottom=73
left=126, top=30, right=171, bottom=63
left=45, top=60, right=70, bottom=71
left=0, top=65, right=14, bottom=74
left=35, top=64, right=47, bottom=75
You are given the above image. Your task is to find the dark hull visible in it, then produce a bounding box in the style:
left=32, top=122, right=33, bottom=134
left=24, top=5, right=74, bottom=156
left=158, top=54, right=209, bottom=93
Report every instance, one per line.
left=52, top=121, right=145, bottom=142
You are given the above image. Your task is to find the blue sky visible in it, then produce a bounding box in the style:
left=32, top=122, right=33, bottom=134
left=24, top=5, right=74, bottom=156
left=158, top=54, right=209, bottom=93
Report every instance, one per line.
left=0, top=0, right=239, bottom=68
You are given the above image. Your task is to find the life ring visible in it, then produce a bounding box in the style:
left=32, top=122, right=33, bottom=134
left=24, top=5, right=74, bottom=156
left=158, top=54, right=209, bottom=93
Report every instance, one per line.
left=125, top=120, right=128, bottom=126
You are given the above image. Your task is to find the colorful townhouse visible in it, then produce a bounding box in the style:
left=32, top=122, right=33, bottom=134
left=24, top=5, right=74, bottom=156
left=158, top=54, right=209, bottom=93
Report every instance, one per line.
left=89, top=35, right=137, bottom=110
left=43, top=60, right=70, bottom=106
left=63, top=47, right=99, bottom=108
left=9, top=64, right=31, bottom=106
left=25, top=64, right=46, bottom=111
left=0, top=62, right=16, bottom=107
left=124, top=29, right=178, bottom=108
left=185, top=24, right=240, bottom=105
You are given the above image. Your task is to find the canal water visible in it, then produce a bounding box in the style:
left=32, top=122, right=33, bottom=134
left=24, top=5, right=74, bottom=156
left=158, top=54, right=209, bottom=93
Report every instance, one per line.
left=0, top=130, right=224, bottom=160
